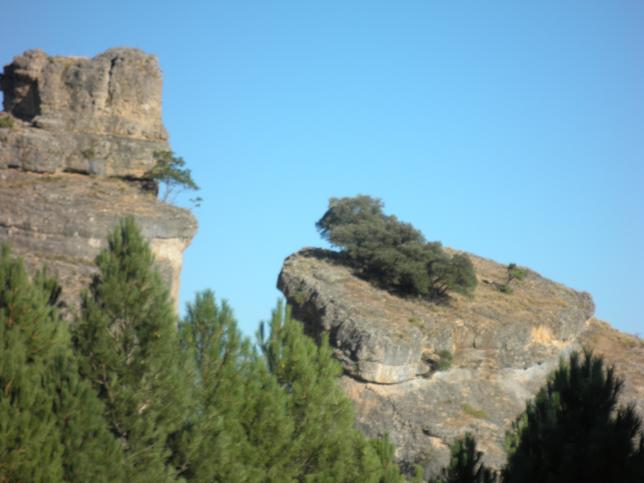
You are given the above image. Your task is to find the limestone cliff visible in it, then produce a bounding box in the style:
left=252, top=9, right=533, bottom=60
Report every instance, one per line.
left=0, top=48, right=196, bottom=307
left=278, top=248, right=644, bottom=476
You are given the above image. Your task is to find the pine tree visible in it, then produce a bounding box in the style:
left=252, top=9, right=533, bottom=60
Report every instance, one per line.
left=258, top=300, right=398, bottom=482
left=503, top=350, right=644, bottom=483
left=431, top=434, right=496, bottom=483
left=370, top=435, right=409, bottom=483
left=0, top=245, right=64, bottom=482
left=0, top=245, right=124, bottom=482
left=46, top=349, right=126, bottom=482
left=72, top=217, right=191, bottom=482
left=179, top=289, right=293, bottom=481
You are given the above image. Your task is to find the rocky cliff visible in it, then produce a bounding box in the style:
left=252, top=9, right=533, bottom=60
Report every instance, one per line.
left=0, top=48, right=196, bottom=308
left=278, top=248, right=644, bottom=476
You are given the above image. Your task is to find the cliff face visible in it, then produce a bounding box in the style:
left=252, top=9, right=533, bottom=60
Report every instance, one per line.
left=0, top=48, right=196, bottom=308
left=278, top=249, right=644, bottom=475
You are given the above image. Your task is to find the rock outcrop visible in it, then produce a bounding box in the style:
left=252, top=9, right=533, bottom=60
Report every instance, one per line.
left=278, top=248, right=644, bottom=476
left=0, top=48, right=196, bottom=308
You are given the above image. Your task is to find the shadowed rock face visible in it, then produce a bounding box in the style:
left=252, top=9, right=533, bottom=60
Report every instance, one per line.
left=278, top=248, right=643, bottom=476
left=0, top=48, right=196, bottom=310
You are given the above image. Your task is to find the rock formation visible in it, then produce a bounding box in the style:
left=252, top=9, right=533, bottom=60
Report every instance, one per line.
left=0, top=48, right=196, bottom=308
left=278, top=248, right=644, bottom=476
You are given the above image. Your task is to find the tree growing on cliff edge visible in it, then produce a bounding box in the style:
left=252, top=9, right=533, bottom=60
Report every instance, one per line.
left=72, top=217, right=192, bottom=482
left=503, top=350, right=644, bottom=483
left=316, top=195, right=477, bottom=299
left=146, top=150, right=201, bottom=205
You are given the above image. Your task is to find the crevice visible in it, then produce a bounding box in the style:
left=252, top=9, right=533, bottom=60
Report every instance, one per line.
left=106, top=57, right=118, bottom=107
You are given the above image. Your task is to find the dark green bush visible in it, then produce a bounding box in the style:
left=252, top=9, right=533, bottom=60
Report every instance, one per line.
left=316, top=196, right=477, bottom=299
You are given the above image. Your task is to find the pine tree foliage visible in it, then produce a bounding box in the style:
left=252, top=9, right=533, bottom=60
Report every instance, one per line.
left=503, top=349, right=644, bottom=483
left=0, top=245, right=124, bottom=482
left=258, top=300, right=398, bottom=482
left=431, top=434, right=496, bottom=483
left=370, top=435, right=410, bottom=483
left=179, top=290, right=293, bottom=482
left=0, top=244, right=64, bottom=481
left=46, top=349, right=126, bottom=482
left=72, top=217, right=191, bottom=482
left=316, top=196, right=477, bottom=299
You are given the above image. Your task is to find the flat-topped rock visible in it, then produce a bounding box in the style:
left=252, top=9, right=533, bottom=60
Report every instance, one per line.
left=0, top=48, right=169, bottom=176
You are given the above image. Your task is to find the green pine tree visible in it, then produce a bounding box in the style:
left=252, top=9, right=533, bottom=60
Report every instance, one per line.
left=503, top=349, right=644, bottom=483
left=0, top=245, right=64, bottom=482
left=179, top=289, right=293, bottom=482
left=258, top=300, right=399, bottom=482
left=46, top=349, right=126, bottom=482
left=72, top=217, right=191, bottom=482
left=0, top=245, right=124, bottom=482
left=370, top=435, right=409, bottom=483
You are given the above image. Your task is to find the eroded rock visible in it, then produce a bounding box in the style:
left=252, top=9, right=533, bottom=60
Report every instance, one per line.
left=278, top=248, right=624, bottom=473
left=0, top=48, right=196, bottom=310
left=0, top=48, right=168, bottom=176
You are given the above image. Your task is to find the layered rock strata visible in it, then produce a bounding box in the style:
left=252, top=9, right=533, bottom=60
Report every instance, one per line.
left=0, top=48, right=196, bottom=308
left=278, top=248, right=643, bottom=476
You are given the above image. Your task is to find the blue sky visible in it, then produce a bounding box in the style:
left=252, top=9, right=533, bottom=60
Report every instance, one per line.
left=2, top=1, right=642, bottom=337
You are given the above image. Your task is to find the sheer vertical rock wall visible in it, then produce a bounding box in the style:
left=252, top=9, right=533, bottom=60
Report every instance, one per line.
left=0, top=48, right=196, bottom=309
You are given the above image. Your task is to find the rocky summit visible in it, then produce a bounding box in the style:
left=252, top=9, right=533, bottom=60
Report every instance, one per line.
left=0, top=48, right=196, bottom=308
left=278, top=248, right=644, bottom=475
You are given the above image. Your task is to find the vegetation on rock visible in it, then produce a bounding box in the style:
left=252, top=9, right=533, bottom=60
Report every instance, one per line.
left=316, top=195, right=477, bottom=299
left=0, top=114, right=14, bottom=129
left=497, top=263, right=527, bottom=295
left=146, top=150, right=201, bottom=205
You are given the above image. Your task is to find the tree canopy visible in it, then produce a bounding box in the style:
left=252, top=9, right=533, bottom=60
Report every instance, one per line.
left=316, top=195, right=477, bottom=299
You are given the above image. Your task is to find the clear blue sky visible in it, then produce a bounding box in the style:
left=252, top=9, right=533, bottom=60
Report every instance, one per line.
left=2, top=1, right=642, bottom=337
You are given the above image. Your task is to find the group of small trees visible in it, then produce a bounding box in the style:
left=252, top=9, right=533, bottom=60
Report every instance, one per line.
left=436, top=350, right=644, bottom=483
left=0, top=218, right=405, bottom=482
left=316, top=196, right=477, bottom=300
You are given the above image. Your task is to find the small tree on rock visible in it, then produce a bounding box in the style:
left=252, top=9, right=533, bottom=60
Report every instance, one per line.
left=146, top=150, right=200, bottom=205
left=316, top=196, right=477, bottom=299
